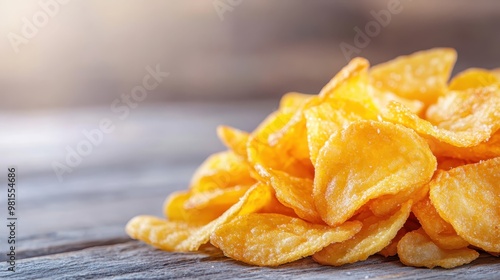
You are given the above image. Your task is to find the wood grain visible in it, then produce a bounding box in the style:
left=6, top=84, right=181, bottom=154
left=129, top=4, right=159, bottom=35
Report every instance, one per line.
left=2, top=241, right=499, bottom=280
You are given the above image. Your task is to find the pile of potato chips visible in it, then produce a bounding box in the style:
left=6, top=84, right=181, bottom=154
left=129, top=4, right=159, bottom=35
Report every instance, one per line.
left=126, top=48, right=500, bottom=268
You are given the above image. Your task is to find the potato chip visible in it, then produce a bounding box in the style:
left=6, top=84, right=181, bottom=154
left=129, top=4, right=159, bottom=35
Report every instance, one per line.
left=397, top=228, right=479, bottom=268
left=163, top=190, right=220, bottom=225
left=279, top=92, right=314, bottom=113
left=184, top=185, right=249, bottom=210
left=412, top=196, right=469, bottom=250
left=370, top=48, right=456, bottom=105
left=379, top=227, right=407, bottom=257
left=217, top=125, right=249, bottom=158
left=369, top=85, right=425, bottom=116
left=448, top=68, right=500, bottom=91
left=313, top=120, right=436, bottom=226
left=429, top=131, right=500, bottom=161
left=211, top=213, right=362, bottom=266
left=384, top=96, right=500, bottom=148
left=263, top=168, right=322, bottom=223
left=425, top=87, right=500, bottom=131
left=190, top=151, right=255, bottom=193
left=305, top=99, right=377, bottom=165
left=368, top=180, right=428, bottom=217
left=247, top=111, right=314, bottom=180
left=313, top=200, right=411, bottom=266
left=429, top=157, right=500, bottom=252
left=436, top=157, right=470, bottom=171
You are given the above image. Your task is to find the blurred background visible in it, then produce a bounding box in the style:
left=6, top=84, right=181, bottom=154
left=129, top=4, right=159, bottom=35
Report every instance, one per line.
left=0, top=0, right=499, bottom=239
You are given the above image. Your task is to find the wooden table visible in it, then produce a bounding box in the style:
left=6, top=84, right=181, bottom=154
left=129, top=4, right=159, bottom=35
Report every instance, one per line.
left=1, top=101, right=498, bottom=279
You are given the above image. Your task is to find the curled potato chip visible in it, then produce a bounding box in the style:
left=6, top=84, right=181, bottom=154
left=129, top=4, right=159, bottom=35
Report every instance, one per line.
left=305, top=99, right=377, bottom=165
left=313, top=200, right=411, bottom=266
left=279, top=92, right=314, bottom=113
left=429, top=157, right=500, bottom=252
left=126, top=216, right=196, bottom=251
left=369, top=86, right=425, bottom=116
left=412, top=196, right=469, bottom=250
left=448, top=68, right=500, bottom=91
left=429, top=130, right=500, bottom=161
left=247, top=111, right=314, bottom=180
left=164, top=190, right=221, bottom=225
left=217, top=126, right=249, bottom=158
left=211, top=213, right=362, bottom=266
left=397, top=228, right=479, bottom=268
left=379, top=227, right=407, bottom=257
left=128, top=183, right=274, bottom=252
left=385, top=96, right=500, bottom=148
left=262, top=168, right=322, bottom=223
left=368, top=181, right=428, bottom=217
left=190, top=151, right=255, bottom=192
left=370, top=48, right=456, bottom=105
left=425, top=87, right=500, bottom=132
left=313, top=120, right=436, bottom=226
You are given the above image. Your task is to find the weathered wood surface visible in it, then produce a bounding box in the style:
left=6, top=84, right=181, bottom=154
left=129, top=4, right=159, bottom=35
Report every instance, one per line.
left=1, top=101, right=498, bottom=279
left=2, top=242, right=499, bottom=280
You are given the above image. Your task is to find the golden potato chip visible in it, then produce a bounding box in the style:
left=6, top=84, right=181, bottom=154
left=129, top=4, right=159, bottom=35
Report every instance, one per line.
left=425, top=87, right=500, bottom=131
left=368, top=181, right=428, bottom=217
left=247, top=111, right=313, bottom=180
left=128, top=183, right=274, bottom=252
left=211, top=213, right=362, bottom=266
left=397, top=228, right=479, bottom=268
left=184, top=185, right=249, bottom=210
left=217, top=125, right=249, bottom=158
left=385, top=96, right=500, bottom=148
left=370, top=48, right=456, bottom=105
left=314, top=120, right=436, bottom=226
left=263, top=168, right=322, bottom=223
left=279, top=92, right=314, bottom=113
left=379, top=227, right=407, bottom=257
left=190, top=151, right=255, bottom=193
left=126, top=216, right=196, bottom=251
left=412, top=196, right=469, bottom=250
left=429, top=157, right=500, bottom=252
left=448, top=68, right=500, bottom=91
left=429, top=130, right=500, bottom=161
left=305, top=99, right=377, bottom=165
left=313, top=200, right=411, bottom=266
left=163, top=190, right=220, bottom=225
left=369, top=86, right=425, bottom=116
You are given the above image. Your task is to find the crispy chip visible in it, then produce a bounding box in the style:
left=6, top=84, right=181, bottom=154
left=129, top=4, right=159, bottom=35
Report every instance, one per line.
left=247, top=111, right=314, bottom=180
left=385, top=94, right=500, bottom=148
left=217, top=125, right=250, bottom=158
left=279, top=92, right=314, bottom=113
left=379, top=227, right=407, bottom=257
left=263, top=168, right=322, bottom=223
left=412, top=196, right=469, bottom=250
left=313, top=200, right=412, bottom=266
left=397, top=228, right=479, bottom=268
left=368, top=181, right=428, bottom=217
left=164, top=190, right=220, bottom=225
left=211, top=213, right=362, bottom=266
left=314, top=120, right=436, bottom=226
left=429, top=157, right=500, bottom=252
left=305, top=99, right=377, bottom=165
left=190, top=151, right=255, bottom=192
left=370, top=48, right=456, bottom=105
left=448, top=68, right=500, bottom=91
left=429, top=131, right=500, bottom=161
